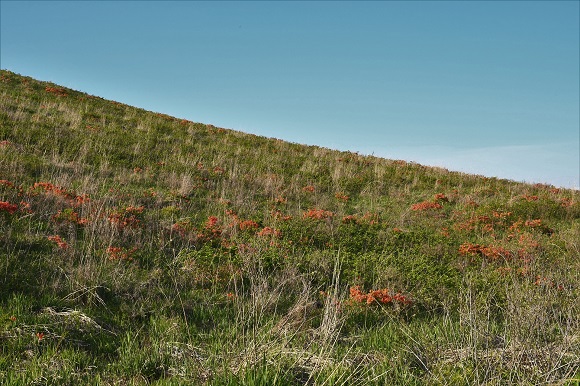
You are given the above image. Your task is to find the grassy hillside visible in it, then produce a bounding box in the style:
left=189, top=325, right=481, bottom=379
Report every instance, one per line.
left=0, top=69, right=579, bottom=385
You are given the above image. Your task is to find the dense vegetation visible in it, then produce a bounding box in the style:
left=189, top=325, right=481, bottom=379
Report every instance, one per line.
left=0, top=69, right=579, bottom=385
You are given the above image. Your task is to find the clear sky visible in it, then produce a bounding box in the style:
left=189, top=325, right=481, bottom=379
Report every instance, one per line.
left=1, top=1, right=579, bottom=188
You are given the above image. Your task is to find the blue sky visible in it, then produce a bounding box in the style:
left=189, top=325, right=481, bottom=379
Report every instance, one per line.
left=1, top=1, right=579, bottom=188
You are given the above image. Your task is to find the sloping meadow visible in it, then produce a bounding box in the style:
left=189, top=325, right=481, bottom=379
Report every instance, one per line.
left=1, top=70, right=579, bottom=385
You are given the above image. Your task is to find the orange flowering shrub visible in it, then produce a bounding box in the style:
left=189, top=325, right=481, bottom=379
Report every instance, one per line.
left=74, top=194, right=90, bottom=206
left=52, top=209, right=89, bottom=226
left=171, top=216, right=223, bottom=242
left=509, top=218, right=552, bottom=236
left=515, top=232, right=541, bottom=268
left=271, top=210, right=292, bottom=221
left=108, top=205, right=144, bottom=229
left=0, top=179, right=14, bottom=188
left=45, top=86, right=67, bottom=96
left=342, top=215, right=357, bottom=224
left=205, top=216, right=219, bottom=228
left=458, top=243, right=512, bottom=260
left=360, top=212, right=379, bottom=225
left=458, top=243, right=482, bottom=256
left=335, top=192, right=349, bottom=202
left=493, top=211, right=512, bottom=219
left=274, top=196, right=287, bottom=204
left=224, top=208, right=239, bottom=224
left=106, top=246, right=137, bottom=261
left=238, top=219, right=259, bottom=231
left=143, top=188, right=158, bottom=198
left=47, top=235, right=69, bottom=249
left=349, top=286, right=412, bottom=306
left=517, top=232, right=539, bottom=249
left=195, top=216, right=222, bottom=241
left=155, top=112, right=175, bottom=121
left=454, top=212, right=513, bottom=234
left=29, top=182, right=89, bottom=207
left=302, top=185, right=315, bottom=193
left=19, top=201, right=33, bottom=214
left=0, top=201, right=18, bottom=214
left=257, top=226, right=281, bottom=238
left=31, top=182, right=67, bottom=196
left=533, top=275, right=564, bottom=290
left=524, top=219, right=542, bottom=228
left=171, top=220, right=192, bottom=238
left=521, top=194, right=539, bottom=202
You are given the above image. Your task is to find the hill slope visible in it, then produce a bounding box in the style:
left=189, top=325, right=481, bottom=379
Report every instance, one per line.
left=1, top=69, right=579, bottom=385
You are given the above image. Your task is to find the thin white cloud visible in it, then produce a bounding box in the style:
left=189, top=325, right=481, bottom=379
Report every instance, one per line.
left=377, top=142, right=579, bottom=189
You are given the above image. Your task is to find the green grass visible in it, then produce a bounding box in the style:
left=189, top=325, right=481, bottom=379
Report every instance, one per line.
left=0, top=69, right=579, bottom=384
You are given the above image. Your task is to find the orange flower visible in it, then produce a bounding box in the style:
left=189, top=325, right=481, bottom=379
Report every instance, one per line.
left=30, top=181, right=89, bottom=207
left=274, top=196, right=287, bottom=204
left=53, top=209, right=89, bottom=226
left=342, top=215, right=358, bottom=224
left=0, top=179, right=14, bottom=187
left=257, top=227, right=281, bottom=238
left=205, top=216, right=219, bottom=229
left=459, top=243, right=511, bottom=260
left=48, top=235, right=69, bottom=249
left=492, top=211, right=512, bottom=219
left=238, top=219, right=259, bottom=231
left=0, top=201, right=18, bottom=214
left=45, top=86, right=67, bottom=96
left=349, top=286, right=366, bottom=303
left=106, top=246, right=137, bottom=261
left=458, top=243, right=483, bottom=256
left=522, top=194, right=539, bottom=202
left=108, top=206, right=144, bottom=229
left=348, top=286, right=411, bottom=306
left=524, top=219, right=542, bottom=228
